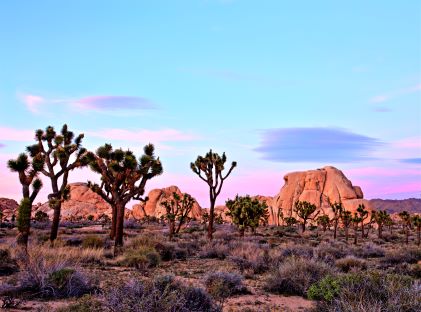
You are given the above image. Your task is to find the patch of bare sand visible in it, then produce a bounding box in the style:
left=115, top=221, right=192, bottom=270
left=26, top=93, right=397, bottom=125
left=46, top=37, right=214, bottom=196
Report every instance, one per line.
left=224, top=294, right=314, bottom=312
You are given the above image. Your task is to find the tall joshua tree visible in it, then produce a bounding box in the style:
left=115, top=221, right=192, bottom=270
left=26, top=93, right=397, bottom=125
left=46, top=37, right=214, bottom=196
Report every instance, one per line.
left=329, top=201, right=343, bottom=240
left=356, top=204, right=369, bottom=238
left=191, top=150, right=236, bottom=240
left=27, top=124, right=90, bottom=243
left=412, top=215, right=421, bottom=246
left=294, top=201, right=319, bottom=232
left=399, top=211, right=411, bottom=244
left=372, top=210, right=389, bottom=239
left=352, top=213, right=362, bottom=245
left=341, top=210, right=352, bottom=243
left=88, top=143, right=162, bottom=252
left=8, top=153, right=44, bottom=252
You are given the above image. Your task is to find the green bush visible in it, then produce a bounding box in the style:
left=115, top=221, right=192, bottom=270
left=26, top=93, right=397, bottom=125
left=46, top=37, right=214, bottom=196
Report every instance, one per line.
left=308, top=275, right=341, bottom=301
left=121, top=246, right=161, bottom=270
left=56, top=295, right=103, bottom=312
left=82, top=235, right=104, bottom=249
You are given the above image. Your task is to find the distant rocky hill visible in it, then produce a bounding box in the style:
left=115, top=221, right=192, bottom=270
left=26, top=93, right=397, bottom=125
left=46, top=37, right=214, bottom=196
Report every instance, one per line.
left=368, top=198, right=421, bottom=214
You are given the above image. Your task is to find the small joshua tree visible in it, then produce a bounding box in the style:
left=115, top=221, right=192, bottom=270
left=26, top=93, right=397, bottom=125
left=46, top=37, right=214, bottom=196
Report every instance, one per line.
left=88, top=143, right=162, bottom=253
left=372, top=210, right=389, bottom=239
left=356, top=204, right=369, bottom=238
left=294, top=201, right=319, bottom=232
left=191, top=149, right=236, bottom=240
left=284, top=216, right=298, bottom=228
left=340, top=210, right=352, bottom=243
left=27, top=124, right=90, bottom=243
left=412, top=215, right=421, bottom=246
left=161, top=192, right=195, bottom=240
left=329, top=201, right=343, bottom=240
left=398, top=211, right=411, bottom=244
left=316, top=215, right=330, bottom=232
left=225, top=195, right=268, bottom=236
left=34, top=210, right=49, bottom=222
left=8, top=153, right=44, bottom=252
left=352, top=213, right=362, bottom=245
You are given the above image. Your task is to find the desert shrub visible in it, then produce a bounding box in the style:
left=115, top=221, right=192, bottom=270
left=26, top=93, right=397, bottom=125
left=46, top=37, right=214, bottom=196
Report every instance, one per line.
left=314, top=241, right=348, bottom=263
left=82, top=235, right=104, bottom=249
left=351, top=243, right=385, bottom=259
left=310, top=271, right=421, bottom=312
left=124, top=219, right=143, bottom=229
left=18, top=260, right=96, bottom=298
left=34, top=210, right=49, bottom=222
left=382, top=247, right=421, bottom=265
left=335, top=256, right=367, bottom=273
left=228, top=242, right=270, bottom=274
left=204, top=271, right=248, bottom=302
left=0, top=248, right=18, bottom=276
left=154, top=241, right=194, bottom=261
left=279, top=243, right=314, bottom=260
left=265, top=256, right=334, bottom=296
left=121, top=246, right=161, bottom=270
left=56, top=294, right=104, bottom=312
left=104, top=275, right=220, bottom=312
left=199, top=240, right=229, bottom=260
left=65, top=237, right=83, bottom=247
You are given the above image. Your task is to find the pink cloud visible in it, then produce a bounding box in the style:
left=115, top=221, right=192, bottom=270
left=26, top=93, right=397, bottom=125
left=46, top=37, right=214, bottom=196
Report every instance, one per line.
left=394, top=137, right=421, bottom=149
left=88, top=128, right=198, bottom=143
left=369, top=83, right=421, bottom=104
left=20, top=94, right=45, bottom=113
left=0, top=127, right=35, bottom=142
left=74, top=96, right=157, bottom=111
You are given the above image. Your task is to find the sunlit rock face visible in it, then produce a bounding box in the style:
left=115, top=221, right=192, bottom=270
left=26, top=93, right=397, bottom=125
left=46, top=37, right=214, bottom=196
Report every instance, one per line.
left=269, top=166, right=371, bottom=223
left=34, top=183, right=112, bottom=221
left=128, top=185, right=203, bottom=220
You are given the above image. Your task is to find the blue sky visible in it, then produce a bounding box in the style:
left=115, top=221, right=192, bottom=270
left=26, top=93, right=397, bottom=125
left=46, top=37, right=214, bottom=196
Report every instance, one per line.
left=0, top=1, right=420, bottom=206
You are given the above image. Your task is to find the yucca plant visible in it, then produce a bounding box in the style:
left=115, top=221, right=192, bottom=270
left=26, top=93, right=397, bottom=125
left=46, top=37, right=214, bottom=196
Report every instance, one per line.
left=372, top=210, right=390, bottom=239
left=398, top=211, right=411, bottom=244
left=340, top=210, right=353, bottom=243
left=26, top=124, right=90, bottom=243
left=412, top=215, right=421, bottom=246
left=88, top=143, right=162, bottom=254
left=8, top=152, right=44, bottom=252
left=316, top=215, right=330, bottom=232
left=294, top=200, right=319, bottom=232
left=329, top=201, right=343, bottom=240
left=190, top=149, right=236, bottom=240
left=161, top=192, right=195, bottom=240
left=356, top=204, right=369, bottom=238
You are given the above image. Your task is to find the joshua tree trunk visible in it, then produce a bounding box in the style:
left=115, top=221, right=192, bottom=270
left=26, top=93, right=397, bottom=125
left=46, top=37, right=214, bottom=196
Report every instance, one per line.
left=49, top=201, right=61, bottom=243
left=239, top=227, right=245, bottom=237
left=110, top=206, right=117, bottom=239
left=345, top=227, right=349, bottom=243
left=360, top=222, right=365, bottom=239
left=417, top=227, right=420, bottom=246
left=405, top=227, right=409, bottom=244
left=169, top=221, right=175, bottom=240
left=378, top=225, right=382, bottom=239
left=302, top=220, right=306, bottom=233
left=208, top=197, right=216, bottom=240
left=354, top=226, right=358, bottom=245
left=333, top=218, right=338, bottom=239
left=115, top=203, right=125, bottom=251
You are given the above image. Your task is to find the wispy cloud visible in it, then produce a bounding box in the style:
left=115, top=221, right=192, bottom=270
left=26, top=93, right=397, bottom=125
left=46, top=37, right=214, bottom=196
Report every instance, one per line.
left=0, top=127, right=35, bottom=142
left=20, top=94, right=157, bottom=114
left=73, top=96, right=157, bottom=111
left=373, top=107, right=391, bottom=113
left=254, top=127, right=382, bottom=163
left=370, top=83, right=421, bottom=104
left=0, top=143, right=5, bottom=148
left=400, top=158, right=421, bottom=164
left=88, top=128, right=198, bottom=143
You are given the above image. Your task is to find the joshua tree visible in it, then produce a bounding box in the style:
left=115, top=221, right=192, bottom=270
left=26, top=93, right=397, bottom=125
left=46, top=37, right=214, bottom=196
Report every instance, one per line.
left=385, top=215, right=394, bottom=236
left=398, top=211, right=411, bottom=244
left=26, top=124, right=90, bottom=243
left=356, top=204, right=369, bottom=238
left=34, top=210, right=49, bottom=222
left=88, top=143, right=162, bottom=253
left=8, top=153, right=44, bottom=252
left=294, top=200, right=319, bottom=232
left=161, top=192, right=195, bottom=240
left=340, top=210, right=353, bottom=243
left=225, top=195, right=268, bottom=237
left=352, top=213, right=362, bottom=245
left=372, top=210, right=389, bottom=239
left=329, top=201, right=343, bottom=239
left=285, top=216, right=298, bottom=227
left=316, top=215, right=330, bottom=232
left=412, top=215, right=421, bottom=246
left=190, top=150, right=236, bottom=240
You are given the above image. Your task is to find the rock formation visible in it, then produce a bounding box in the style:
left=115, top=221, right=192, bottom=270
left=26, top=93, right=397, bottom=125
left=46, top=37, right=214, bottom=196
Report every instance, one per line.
left=0, top=198, right=19, bottom=221
left=128, top=185, right=203, bottom=220
left=270, top=166, right=371, bottom=224
left=34, top=183, right=112, bottom=220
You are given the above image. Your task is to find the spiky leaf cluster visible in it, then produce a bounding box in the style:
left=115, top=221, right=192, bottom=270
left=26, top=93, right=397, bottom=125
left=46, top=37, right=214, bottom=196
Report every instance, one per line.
left=88, top=143, right=163, bottom=205
left=161, top=192, right=195, bottom=222
left=294, top=201, right=318, bottom=220
left=225, top=195, right=269, bottom=233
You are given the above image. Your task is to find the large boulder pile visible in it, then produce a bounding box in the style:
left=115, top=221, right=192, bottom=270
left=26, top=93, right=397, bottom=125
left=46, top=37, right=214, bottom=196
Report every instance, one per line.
left=128, top=185, right=203, bottom=220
